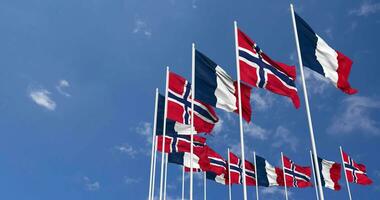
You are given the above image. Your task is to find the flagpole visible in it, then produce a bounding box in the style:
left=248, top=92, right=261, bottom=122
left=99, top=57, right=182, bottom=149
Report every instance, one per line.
left=281, top=152, right=288, bottom=200
left=159, top=67, right=170, bottom=200
left=340, top=146, right=352, bottom=200
left=148, top=89, right=159, bottom=200
left=228, top=148, right=232, bottom=200
left=309, top=150, right=320, bottom=200
left=204, top=172, right=207, bottom=200
left=253, top=151, right=259, bottom=200
left=234, top=20, right=248, bottom=200
left=190, top=42, right=195, bottom=200
left=163, top=154, right=168, bottom=200
left=152, top=136, right=158, bottom=200
left=182, top=166, right=185, bottom=200
left=290, top=4, right=325, bottom=200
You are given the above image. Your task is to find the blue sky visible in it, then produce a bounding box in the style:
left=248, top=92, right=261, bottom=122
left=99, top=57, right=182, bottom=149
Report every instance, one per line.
left=0, top=0, right=379, bottom=199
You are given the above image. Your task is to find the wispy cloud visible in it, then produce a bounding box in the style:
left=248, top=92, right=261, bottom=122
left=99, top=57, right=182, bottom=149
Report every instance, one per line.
left=83, top=176, right=100, bottom=191
left=124, top=176, right=141, bottom=184
left=261, top=187, right=292, bottom=198
left=251, top=91, right=275, bottom=111
left=29, top=88, right=56, bottom=111
left=56, top=79, right=71, bottom=97
left=136, top=122, right=153, bottom=144
left=133, top=19, right=152, bottom=37
left=191, top=0, right=198, bottom=9
left=300, top=67, right=330, bottom=95
left=328, top=96, right=380, bottom=135
left=244, top=122, right=269, bottom=140
left=272, top=126, right=299, bottom=152
left=213, top=118, right=224, bottom=135
left=114, top=143, right=138, bottom=158
left=350, top=1, right=380, bottom=16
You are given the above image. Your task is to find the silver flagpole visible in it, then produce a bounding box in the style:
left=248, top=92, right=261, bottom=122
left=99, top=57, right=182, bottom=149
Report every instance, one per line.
left=309, top=150, right=320, bottom=200
left=253, top=151, right=259, bottom=200
left=163, top=154, right=168, bottom=200
left=233, top=20, right=248, bottom=200
left=148, top=89, right=159, bottom=200
left=182, top=166, right=185, bottom=200
left=340, top=146, right=353, bottom=200
left=281, top=152, right=288, bottom=200
left=159, top=67, right=170, bottom=200
left=151, top=136, right=158, bottom=200
left=190, top=43, right=195, bottom=200
left=204, top=172, right=207, bottom=200
left=290, top=4, right=325, bottom=200
left=228, top=148, right=232, bottom=200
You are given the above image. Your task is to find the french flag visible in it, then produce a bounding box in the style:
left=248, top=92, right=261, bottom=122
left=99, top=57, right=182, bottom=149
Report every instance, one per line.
left=168, top=150, right=209, bottom=171
left=294, top=12, right=357, bottom=94
left=255, top=155, right=284, bottom=187
left=317, top=157, right=342, bottom=190
left=195, top=50, right=252, bottom=122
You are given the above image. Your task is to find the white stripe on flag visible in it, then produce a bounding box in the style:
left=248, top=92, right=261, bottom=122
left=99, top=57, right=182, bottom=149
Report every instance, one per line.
left=215, top=65, right=237, bottom=112
left=315, top=34, right=339, bottom=86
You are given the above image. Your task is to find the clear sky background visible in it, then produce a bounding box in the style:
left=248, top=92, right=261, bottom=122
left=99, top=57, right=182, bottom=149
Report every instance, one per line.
left=0, top=0, right=379, bottom=199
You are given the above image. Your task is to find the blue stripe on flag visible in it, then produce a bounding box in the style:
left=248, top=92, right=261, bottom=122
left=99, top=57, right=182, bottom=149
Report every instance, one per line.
left=195, top=50, right=218, bottom=107
left=256, top=155, right=270, bottom=187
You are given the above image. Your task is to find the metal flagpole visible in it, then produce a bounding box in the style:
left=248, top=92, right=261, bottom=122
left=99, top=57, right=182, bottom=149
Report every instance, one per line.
left=152, top=136, right=158, bottom=200
left=253, top=151, right=259, bottom=200
left=309, top=150, right=320, bottom=200
left=159, top=67, right=170, bottom=200
left=290, top=4, right=325, bottom=200
left=233, top=20, right=248, bottom=200
left=148, top=89, right=159, bottom=200
left=190, top=43, right=195, bottom=200
left=340, top=146, right=352, bottom=200
left=182, top=166, right=185, bottom=200
left=281, top=152, right=288, bottom=200
left=228, top=148, right=232, bottom=200
left=204, top=172, right=207, bottom=200
left=163, top=154, right=168, bottom=200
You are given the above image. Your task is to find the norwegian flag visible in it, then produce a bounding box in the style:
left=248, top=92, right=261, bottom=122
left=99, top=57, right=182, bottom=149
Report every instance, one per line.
left=237, top=28, right=300, bottom=108
left=228, top=151, right=256, bottom=185
left=342, top=150, right=373, bottom=185
left=167, top=72, right=219, bottom=133
left=282, top=155, right=312, bottom=188
left=183, top=146, right=227, bottom=175
left=156, top=132, right=206, bottom=153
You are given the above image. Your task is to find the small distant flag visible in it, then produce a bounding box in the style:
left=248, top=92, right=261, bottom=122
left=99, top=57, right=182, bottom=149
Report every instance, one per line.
left=282, top=155, right=312, bottom=188
left=255, top=155, right=284, bottom=187
left=229, top=151, right=256, bottom=185
left=203, top=146, right=227, bottom=175
left=237, top=28, right=300, bottom=108
left=294, top=12, right=357, bottom=94
left=167, top=72, right=219, bottom=133
left=195, top=50, right=252, bottom=122
left=316, top=156, right=342, bottom=190
left=341, top=150, right=372, bottom=185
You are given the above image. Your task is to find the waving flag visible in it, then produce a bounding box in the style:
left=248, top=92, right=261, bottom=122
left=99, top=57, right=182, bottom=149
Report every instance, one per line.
left=168, top=151, right=209, bottom=171
left=237, top=28, right=300, bottom=108
left=342, top=150, right=372, bottom=185
left=294, top=13, right=357, bottom=94
left=317, top=156, right=342, bottom=190
left=195, top=50, right=252, bottom=122
left=168, top=72, right=219, bottom=133
left=255, top=155, right=284, bottom=187
left=229, top=152, right=256, bottom=185
left=203, top=146, right=227, bottom=175
left=282, top=155, right=312, bottom=188
left=156, top=132, right=206, bottom=153
left=206, top=172, right=228, bottom=185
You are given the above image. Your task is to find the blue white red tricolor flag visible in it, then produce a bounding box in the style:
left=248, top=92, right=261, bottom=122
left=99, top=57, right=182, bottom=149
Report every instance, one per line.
left=294, top=12, right=357, bottom=95
left=228, top=151, right=256, bottom=185
left=237, top=28, right=300, bottom=108
left=206, top=171, right=228, bottom=185
left=167, top=72, right=219, bottom=133
left=282, top=155, right=312, bottom=188
left=195, top=50, right=252, bottom=122
left=342, top=150, right=372, bottom=185
left=255, top=154, right=284, bottom=187
left=316, top=156, right=342, bottom=190
left=168, top=151, right=209, bottom=171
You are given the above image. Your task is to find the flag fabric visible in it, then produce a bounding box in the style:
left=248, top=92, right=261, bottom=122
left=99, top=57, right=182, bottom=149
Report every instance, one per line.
left=156, top=132, right=206, bottom=153
left=229, top=152, right=256, bottom=185
left=206, top=171, right=228, bottom=185
left=167, top=72, right=219, bottom=133
left=294, top=12, right=357, bottom=95
left=255, top=155, right=284, bottom=187
left=342, top=150, right=373, bottom=185
left=168, top=151, right=209, bottom=171
left=195, top=50, right=252, bottom=122
left=316, top=156, right=342, bottom=190
left=203, top=146, right=227, bottom=175
left=282, top=155, right=312, bottom=188
left=237, top=28, right=300, bottom=108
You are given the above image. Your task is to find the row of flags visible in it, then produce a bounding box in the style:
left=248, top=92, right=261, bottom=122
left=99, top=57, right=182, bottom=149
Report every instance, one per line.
left=148, top=5, right=370, bottom=200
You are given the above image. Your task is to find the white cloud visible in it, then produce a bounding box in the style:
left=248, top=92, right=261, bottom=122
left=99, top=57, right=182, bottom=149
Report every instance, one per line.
left=244, top=122, right=269, bottom=140
left=124, top=177, right=141, bottom=184
left=272, top=126, right=298, bottom=152
left=115, top=143, right=138, bottom=158
left=350, top=1, right=380, bottom=16
left=213, top=118, right=224, bottom=135
left=56, top=79, right=71, bottom=97
left=133, top=19, right=152, bottom=37
left=300, top=67, right=330, bottom=95
left=324, top=28, right=333, bottom=39
left=29, top=88, right=56, bottom=111
left=328, top=96, right=380, bottom=135
left=191, top=0, right=197, bottom=9
left=136, top=122, right=153, bottom=144
left=261, top=187, right=292, bottom=198
left=251, top=91, right=275, bottom=111
left=83, top=176, right=100, bottom=191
